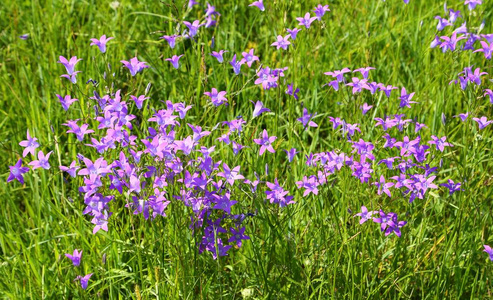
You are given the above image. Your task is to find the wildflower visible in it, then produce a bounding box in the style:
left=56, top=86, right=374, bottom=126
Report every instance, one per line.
left=240, top=49, right=259, bottom=67
left=60, top=72, right=80, bottom=84
left=448, top=9, right=462, bottom=23
left=204, top=3, right=220, bottom=17
left=183, top=20, right=203, bottom=38
left=217, top=163, right=244, bottom=186
left=440, top=179, right=462, bottom=195
left=130, top=95, right=149, bottom=110
left=313, top=4, right=330, bottom=20
left=439, top=32, right=466, bottom=52
left=271, top=35, right=291, bottom=50
left=56, top=94, right=78, bottom=111
left=428, top=136, right=453, bottom=152
left=464, top=0, right=482, bottom=10
left=57, top=56, right=82, bottom=75
left=19, top=130, right=39, bottom=157
left=485, top=89, right=493, bottom=104
left=29, top=150, right=52, bottom=170
left=434, top=16, right=452, bottom=31
left=210, top=50, right=228, bottom=63
left=297, top=108, right=318, bottom=129
left=296, top=12, right=317, bottom=29
left=372, top=175, right=394, bottom=197
left=19, top=34, right=29, bottom=40
left=228, top=227, right=250, bottom=247
left=430, top=35, right=441, bottom=48
left=347, top=77, right=368, bottom=94
left=188, top=0, right=199, bottom=8
left=165, top=54, right=184, bottom=69
left=354, top=206, right=375, bottom=224
left=249, top=0, right=265, bottom=11
left=473, top=41, right=493, bottom=59
left=7, top=159, right=29, bottom=184
left=284, top=148, right=298, bottom=162
left=251, top=100, right=270, bottom=118
left=60, top=161, right=79, bottom=178
left=266, top=179, right=295, bottom=207
left=63, top=120, right=95, bottom=141
left=353, top=67, right=375, bottom=79
left=324, top=68, right=351, bottom=82
left=286, top=28, right=301, bottom=40
left=204, top=88, right=228, bottom=106
left=484, top=245, right=493, bottom=261
left=378, top=84, right=398, bottom=97
left=75, top=273, right=93, bottom=290
left=120, top=57, right=149, bottom=76
left=455, top=112, right=469, bottom=121
left=473, top=116, right=492, bottom=129
left=399, top=87, right=417, bottom=108
left=65, top=249, right=83, bottom=266
left=286, top=83, right=300, bottom=99
left=253, top=129, right=276, bottom=155
left=230, top=54, right=243, bottom=75
left=90, top=35, right=114, bottom=53
left=361, top=103, right=373, bottom=115
left=160, top=35, right=179, bottom=48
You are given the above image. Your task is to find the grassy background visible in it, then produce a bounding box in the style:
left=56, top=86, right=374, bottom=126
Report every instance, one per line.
left=1, top=0, right=493, bottom=298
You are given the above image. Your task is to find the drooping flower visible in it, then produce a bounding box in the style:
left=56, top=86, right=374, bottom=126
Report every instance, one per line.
left=464, top=0, right=482, bottom=11
left=484, top=245, right=493, bottom=261
left=249, top=0, right=265, bottom=11
left=90, top=35, right=114, bottom=53
left=183, top=20, right=203, bottom=38
left=165, top=54, right=184, bottom=69
left=160, top=34, right=179, bottom=48
left=75, top=273, right=93, bottom=290
left=473, top=116, right=492, bottom=130
left=250, top=100, right=270, bottom=118
left=210, top=50, right=228, bottom=63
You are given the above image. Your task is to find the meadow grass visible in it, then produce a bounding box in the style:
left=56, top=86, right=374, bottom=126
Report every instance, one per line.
left=1, top=0, right=493, bottom=298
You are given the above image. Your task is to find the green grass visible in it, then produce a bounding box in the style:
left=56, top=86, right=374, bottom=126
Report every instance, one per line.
left=1, top=0, right=493, bottom=298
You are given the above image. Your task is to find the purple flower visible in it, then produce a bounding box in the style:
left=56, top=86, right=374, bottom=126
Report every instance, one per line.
left=347, top=77, right=368, bottom=94
left=188, top=0, right=199, bottom=8
left=63, top=120, right=95, bottom=141
left=251, top=100, right=270, bottom=118
left=59, top=161, right=79, bottom=178
left=249, top=0, right=265, bottom=11
left=271, top=35, right=291, bottom=50
left=297, top=108, right=318, bottom=129
left=473, top=41, right=493, bottom=59
left=65, top=249, right=83, bottom=266
left=360, top=103, right=373, bottom=115
left=165, top=54, right=184, bottom=69
left=296, top=13, right=317, bottom=29
left=283, top=148, right=298, bottom=163
left=210, top=50, right=228, bottom=63
left=19, top=130, right=39, bottom=157
left=120, top=57, right=149, bottom=76
left=378, top=84, right=398, bottom=98
left=434, top=16, right=452, bottom=31
left=240, top=49, right=259, bottom=68
left=440, top=179, right=462, bottom=195
left=29, top=150, right=52, bottom=170
left=324, top=68, right=351, bottom=82
left=19, top=34, right=29, bottom=40
left=230, top=54, right=243, bottom=75
left=205, top=3, right=220, bottom=17
left=130, top=94, right=149, bottom=109
left=204, top=88, right=228, bottom=106
left=75, top=273, right=93, bottom=290
left=286, top=83, right=300, bottom=100
left=399, top=87, right=417, bottom=108
left=56, top=94, right=78, bottom=111
left=428, top=135, right=453, bottom=152
left=484, top=245, right=493, bottom=261
left=484, top=89, right=493, bottom=104
left=286, top=28, right=301, bottom=40
left=313, top=4, right=330, bottom=20
left=253, top=129, right=276, bottom=155
left=217, top=163, right=244, bottom=186
left=454, top=112, right=469, bottom=121
left=439, top=32, right=466, bottom=52
left=353, top=67, right=375, bottom=79
left=473, top=116, right=492, bottom=130
left=57, top=56, right=82, bottom=75
left=7, top=159, right=29, bottom=184
left=90, top=35, right=114, bottom=53
left=60, top=71, right=80, bottom=84
left=448, top=9, right=462, bottom=23
left=464, top=0, right=482, bottom=11
left=354, top=206, right=375, bottom=224
left=228, top=227, right=250, bottom=247
left=160, top=35, right=179, bottom=49
left=372, top=175, right=394, bottom=197
left=183, top=20, right=203, bottom=38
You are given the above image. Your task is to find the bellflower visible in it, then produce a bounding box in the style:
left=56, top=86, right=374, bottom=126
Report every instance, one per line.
left=120, top=57, right=149, bottom=76
left=7, top=159, right=29, bottom=184
left=484, top=245, right=493, bottom=261
left=90, top=35, right=114, bottom=53
left=296, top=13, right=317, bottom=29
left=473, top=41, right=493, bottom=59
left=29, top=150, right=52, bottom=170
left=19, top=130, right=39, bottom=157
left=313, top=4, right=330, bottom=20
left=75, top=273, right=93, bottom=290
left=183, top=20, right=203, bottom=38
left=286, top=28, right=301, bottom=40
left=56, top=94, right=78, bottom=111
left=210, top=50, right=228, bottom=63
left=253, top=129, right=276, bottom=155
left=65, top=249, right=83, bottom=266
left=165, top=55, right=184, bottom=69
left=251, top=100, right=270, bottom=118
left=271, top=35, right=291, bottom=50
left=249, top=0, right=265, bottom=11
left=240, top=49, right=259, bottom=68
left=354, top=206, right=375, bottom=224
left=160, top=35, right=179, bottom=49
left=204, top=88, right=228, bottom=106
left=57, top=56, right=82, bottom=75
left=473, top=116, right=492, bottom=129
